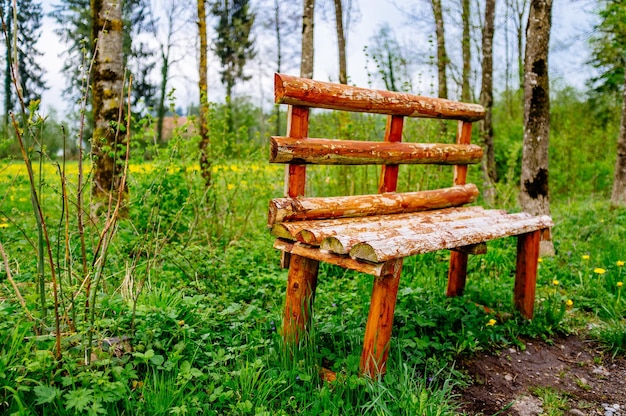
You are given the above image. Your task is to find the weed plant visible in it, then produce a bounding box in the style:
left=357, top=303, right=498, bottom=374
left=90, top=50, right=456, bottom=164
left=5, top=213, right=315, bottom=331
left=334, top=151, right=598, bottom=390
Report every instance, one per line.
left=0, top=84, right=625, bottom=414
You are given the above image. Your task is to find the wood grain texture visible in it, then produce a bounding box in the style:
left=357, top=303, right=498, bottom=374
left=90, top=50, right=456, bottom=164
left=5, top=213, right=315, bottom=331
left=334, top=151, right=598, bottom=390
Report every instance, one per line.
left=378, top=115, right=403, bottom=194
left=275, top=73, right=486, bottom=122
left=316, top=207, right=501, bottom=252
left=360, top=258, right=403, bottom=378
left=282, top=253, right=319, bottom=344
left=285, top=106, right=310, bottom=198
left=454, top=121, right=474, bottom=186
left=274, top=239, right=396, bottom=277
left=514, top=230, right=541, bottom=319
left=270, top=137, right=483, bottom=165
left=268, top=184, right=479, bottom=225
left=348, top=214, right=554, bottom=263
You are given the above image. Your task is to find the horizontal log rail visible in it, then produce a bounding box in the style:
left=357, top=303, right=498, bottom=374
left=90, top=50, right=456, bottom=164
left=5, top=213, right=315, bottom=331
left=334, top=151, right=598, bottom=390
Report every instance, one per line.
left=275, top=73, right=486, bottom=122
left=268, top=184, right=479, bottom=225
left=270, top=137, right=483, bottom=165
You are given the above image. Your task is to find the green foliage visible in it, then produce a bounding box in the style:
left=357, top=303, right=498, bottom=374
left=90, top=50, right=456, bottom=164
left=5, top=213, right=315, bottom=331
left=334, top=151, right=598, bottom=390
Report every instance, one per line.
left=211, top=0, right=256, bottom=99
left=589, top=0, right=626, bottom=94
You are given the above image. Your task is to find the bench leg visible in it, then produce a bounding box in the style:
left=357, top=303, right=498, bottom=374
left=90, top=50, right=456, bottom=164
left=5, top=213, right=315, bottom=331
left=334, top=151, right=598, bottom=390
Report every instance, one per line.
left=447, top=251, right=468, bottom=297
left=283, top=254, right=319, bottom=344
left=515, top=230, right=540, bottom=319
left=360, top=259, right=403, bottom=378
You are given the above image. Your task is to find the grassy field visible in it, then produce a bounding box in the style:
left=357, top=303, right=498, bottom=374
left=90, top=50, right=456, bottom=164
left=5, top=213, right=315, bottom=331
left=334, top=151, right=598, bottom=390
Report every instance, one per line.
left=1, top=105, right=625, bottom=414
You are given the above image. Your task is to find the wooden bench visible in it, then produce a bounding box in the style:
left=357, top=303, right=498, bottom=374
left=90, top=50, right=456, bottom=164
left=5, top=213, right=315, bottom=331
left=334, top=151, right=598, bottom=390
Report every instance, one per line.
left=268, top=73, right=553, bottom=378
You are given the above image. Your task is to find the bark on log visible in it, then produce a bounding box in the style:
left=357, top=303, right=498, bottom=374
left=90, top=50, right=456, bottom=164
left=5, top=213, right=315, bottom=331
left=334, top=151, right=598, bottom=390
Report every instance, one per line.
left=272, top=207, right=492, bottom=247
left=270, top=137, right=483, bottom=165
left=274, top=239, right=397, bottom=277
left=348, top=214, right=554, bottom=263
left=269, top=184, right=479, bottom=225
left=275, top=73, right=485, bottom=122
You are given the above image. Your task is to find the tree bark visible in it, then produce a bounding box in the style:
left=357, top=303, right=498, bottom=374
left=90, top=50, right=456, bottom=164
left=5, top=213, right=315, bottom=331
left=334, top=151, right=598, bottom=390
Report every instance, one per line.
left=431, top=0, right=448, bottom=99
left=333, top=0, right=347, bottom=84
left=197, top=0, right=211, bottom=186
left=520, top=0, right=553, bottom=255
left=514, top=0, right=528, bottom=90
left=300, top=0, right=315, bottom=79
left=461, top=0, right=471, bottom=102
left=480, top=0, right=497, bottom=198
left=91, top=0, right=126, bottom=205
left=611, top=68, right=626, bottom=205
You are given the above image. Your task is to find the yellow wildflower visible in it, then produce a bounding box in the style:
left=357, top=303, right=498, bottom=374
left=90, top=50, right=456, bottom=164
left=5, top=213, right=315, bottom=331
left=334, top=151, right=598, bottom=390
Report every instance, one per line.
left=618, top=282, right=623, bottom=288
left=582, top=255, right=590, bottom=260
left=566, top=299, right=573, bottom=307
left=0, top=223, right=8, bottom=228
left=593, top=268, right=606, bottom=275
left=617, top=261, right=625, bottom=267
left=552, top=279, right=559, bottom=286
left=227, top=183, right=235, bottom=190
left=537, top=258, right=543, bottom=263
left=486, top=319, right=496, bottom=327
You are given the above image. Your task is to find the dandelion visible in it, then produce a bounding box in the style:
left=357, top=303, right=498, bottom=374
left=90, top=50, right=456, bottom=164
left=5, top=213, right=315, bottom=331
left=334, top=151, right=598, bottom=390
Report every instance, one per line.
left=552, top=279, right=559, bottom=286
left=0, top=223, right=8, bottom=228
left=486, top=319, right=496, bottom=327
left=227, top=183, right=235, bottom=190
left=618, top=282, right=623, bottom=288
left=582, top=255, right=590, bottom=260
left=538, top=257, right=543, bottom=263
left=566, top=299, right=573, bottom=307
left=593, top=268, right=606, bottom=275
left=617, top=261, right=625, bottom=267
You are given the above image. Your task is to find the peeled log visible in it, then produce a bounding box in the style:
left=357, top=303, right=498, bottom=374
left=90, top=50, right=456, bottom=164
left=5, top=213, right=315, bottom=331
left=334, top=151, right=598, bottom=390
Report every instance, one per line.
left=320, top=208, right=506, bottom=254
left=275, top=73, right=485, bottom=122
left=349, top=214, right=554, bottom=263
left=268, top=184, right=479, bottom=225
left=270, top=137, right=483, bottom=165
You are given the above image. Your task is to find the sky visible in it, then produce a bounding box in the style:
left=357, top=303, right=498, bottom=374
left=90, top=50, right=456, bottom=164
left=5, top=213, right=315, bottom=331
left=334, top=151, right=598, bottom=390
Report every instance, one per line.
left=34, top=0, right=598, bottom=120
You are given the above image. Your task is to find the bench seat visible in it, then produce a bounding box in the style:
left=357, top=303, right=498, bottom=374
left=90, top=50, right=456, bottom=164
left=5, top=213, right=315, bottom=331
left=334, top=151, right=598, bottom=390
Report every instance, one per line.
left=272, top=205, right=553, bottom=265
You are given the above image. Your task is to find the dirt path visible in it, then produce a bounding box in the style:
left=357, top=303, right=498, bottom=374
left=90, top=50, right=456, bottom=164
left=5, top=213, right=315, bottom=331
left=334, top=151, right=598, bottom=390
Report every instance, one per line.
left=458, top=336, right=626, bottom=415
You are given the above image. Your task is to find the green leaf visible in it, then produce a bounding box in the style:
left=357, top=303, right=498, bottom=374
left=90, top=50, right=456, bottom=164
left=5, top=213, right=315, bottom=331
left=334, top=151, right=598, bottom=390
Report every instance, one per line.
left=34, top=385, right=61, bottom=405
left=64, top=388, right=94, bottom=412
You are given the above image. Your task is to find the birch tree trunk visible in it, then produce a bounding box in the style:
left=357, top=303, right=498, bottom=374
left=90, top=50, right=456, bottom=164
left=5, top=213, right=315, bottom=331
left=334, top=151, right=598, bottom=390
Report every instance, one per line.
left=333, top=0, right=347, bottom=84
left=197, top=0, right=211, bottom=186
left=300, top=0, right=315, bottom=79
left=480, top=0, right=497, bottom=202
left=91, top=0, right=126, bottom=205
left=520, top=0, right=553, bottom=256
left=461, top=0, right=471, bottom=102
left=611, top=68, right=626, bottom=205
left=431, top=0, right=448, bottom=99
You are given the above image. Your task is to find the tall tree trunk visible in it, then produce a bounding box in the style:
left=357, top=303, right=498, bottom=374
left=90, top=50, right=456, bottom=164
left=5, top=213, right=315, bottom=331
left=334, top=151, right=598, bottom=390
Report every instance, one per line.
left=273, top=0, right=282, bottom=134
left=611, top=68, right=626, bottom=205
left=431, top=0, right=448, bottom=99
left=3, top=2, right=11, bottom=137
left=197, top=0, right=211, bottom=186
left=514, top=0, right=527, bottom=90
left=91, top=0, right=126, bottom=205
left=156, top=49, right=169, bottom=144
left=334, top=0, right=347, bottom=84
left=520, top=0, right=553, bottom=256
left=301, top=0, right=315, bottom=79
left=461, top=0, right=471, bottom=102
left=480, top=0, right=497, bottom=188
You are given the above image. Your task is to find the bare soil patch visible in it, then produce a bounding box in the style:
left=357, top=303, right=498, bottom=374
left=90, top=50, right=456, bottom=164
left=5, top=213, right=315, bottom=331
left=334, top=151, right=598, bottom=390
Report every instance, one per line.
left=458, top=336, right=626, bottom=415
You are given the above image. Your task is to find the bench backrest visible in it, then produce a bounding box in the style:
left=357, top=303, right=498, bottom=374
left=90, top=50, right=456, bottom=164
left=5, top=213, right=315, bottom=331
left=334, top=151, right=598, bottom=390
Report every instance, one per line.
left=269, top=73, right=486, bottom=226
